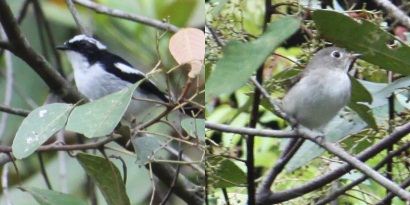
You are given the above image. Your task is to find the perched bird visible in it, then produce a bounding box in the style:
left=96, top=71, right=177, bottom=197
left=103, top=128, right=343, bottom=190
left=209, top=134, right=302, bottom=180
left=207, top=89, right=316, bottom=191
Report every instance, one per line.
left=282, top=47, right=361, bottom=131
left=56, top=34, right=169, bottom=124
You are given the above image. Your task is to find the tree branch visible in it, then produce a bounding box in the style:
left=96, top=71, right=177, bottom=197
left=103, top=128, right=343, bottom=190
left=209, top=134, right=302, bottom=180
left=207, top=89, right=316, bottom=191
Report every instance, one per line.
left=0, top=0, right=84, bottom=103
left=0, top=40, right=12, bottom=51
left=73, top=0, right=180, bottom=33
left=316, top=141, right=410, bottom=205
left=302, top=130, right=410, bottom=201
left=205, top=121, right=297, bottom=138
left=373, top=0, right=410, bottom=30
left=64, top=0, right=88, bottom=35
left=0, top=104, right=30, bottom=117
left=256, top=121, right=410, bottom=204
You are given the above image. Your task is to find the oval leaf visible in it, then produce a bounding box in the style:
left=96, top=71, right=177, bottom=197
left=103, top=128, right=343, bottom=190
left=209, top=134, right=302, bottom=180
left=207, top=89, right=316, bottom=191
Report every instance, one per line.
left=20, top=187, right=87, bottom=205
left=205, top=17, right=300, bottom=101
left=66, top=82, right=141, bottom=138
left=12, top=103, right=73, bottom=159
left=77, top=153, right=130, bottom=205
left=207, top=156, right=246, bottom=188
left=181, top=118, right=205, bottom=142
left=313, top=10, right=410, bottom=76
left=169, top=28, right=205, bottom=78
left=131, top=135, right=161, bottom=165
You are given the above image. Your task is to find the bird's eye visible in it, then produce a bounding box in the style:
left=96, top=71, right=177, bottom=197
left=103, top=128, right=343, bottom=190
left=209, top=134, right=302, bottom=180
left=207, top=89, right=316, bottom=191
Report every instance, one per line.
left=331, top=51, right=342, bottom=58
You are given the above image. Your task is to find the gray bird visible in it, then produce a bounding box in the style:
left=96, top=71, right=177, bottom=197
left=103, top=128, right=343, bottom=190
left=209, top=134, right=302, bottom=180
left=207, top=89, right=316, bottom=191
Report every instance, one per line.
left=282, top=47, right=361, bottom=131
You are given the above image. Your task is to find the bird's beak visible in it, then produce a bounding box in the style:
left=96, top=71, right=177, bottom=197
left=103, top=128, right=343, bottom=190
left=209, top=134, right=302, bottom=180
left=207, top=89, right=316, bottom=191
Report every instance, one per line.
left=56, top=45, right=69, bottom=51
left=350, top=53, right=362, bottom=59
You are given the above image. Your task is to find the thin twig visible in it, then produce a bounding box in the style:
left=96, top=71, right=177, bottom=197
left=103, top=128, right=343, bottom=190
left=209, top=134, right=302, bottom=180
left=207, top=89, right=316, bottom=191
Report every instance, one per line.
left=73, top=0, right=179, bottom=33
left=0, top=0, right=84, bottom=103
left=205, top=121, right=297, bottom=138
left=0, top=135, right=121, bottom=154
left=257, top=138, right=305, bottom=198
left=250, top=77, right=296, bottom=125
left=302, top=131, right=410, bottom=201
left=373, top=0, right=410, bottom=30
left=109, top=155, right=128, bottom=184
left=32, top=0, right=65, bottom=77
left=16, top=0, right=31, bottom=24
left=0, top=104, right=30, bottom=117
left=0, top=28, right=14, bottom=141
left=258, top=121, right=410, bottom=204
left=64, top=0, right=88, bottom=35
left=316, top=142, right=410, bottom=205
left=205, top=21, right=225, bottom=47
left=37, top=152, right=53, bottom=190
left=159, top=150, right=182, bottom=205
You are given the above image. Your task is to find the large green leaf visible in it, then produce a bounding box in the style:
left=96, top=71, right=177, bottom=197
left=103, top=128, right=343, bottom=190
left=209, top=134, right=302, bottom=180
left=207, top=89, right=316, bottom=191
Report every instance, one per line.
left=349, top=76, right=377, bottom=130
left=66, top=82, right=141, bottom=138
left=20, top=187, right=87, bottom=205
left=205, top=17, right=300, bottom=101
left=77, top=153, right=130, bottom=205
left=313, top=10, right=410, bottom=76
left=12, top=103, right=73, bottom=159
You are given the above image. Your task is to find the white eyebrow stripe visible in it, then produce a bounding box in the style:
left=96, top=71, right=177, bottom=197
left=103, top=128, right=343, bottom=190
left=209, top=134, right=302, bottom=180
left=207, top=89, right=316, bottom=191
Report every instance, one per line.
left=114, top=62, right=145, bottom=76
left=68, top=34, right=107, bottom=50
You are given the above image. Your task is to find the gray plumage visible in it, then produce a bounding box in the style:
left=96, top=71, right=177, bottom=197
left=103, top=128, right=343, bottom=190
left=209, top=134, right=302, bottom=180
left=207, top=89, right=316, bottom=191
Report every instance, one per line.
left=282, top=47, right=360, bottom=131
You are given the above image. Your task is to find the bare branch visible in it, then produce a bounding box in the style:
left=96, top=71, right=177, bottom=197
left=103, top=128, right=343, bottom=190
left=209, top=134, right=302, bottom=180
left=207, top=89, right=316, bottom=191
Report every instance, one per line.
left=0, top=0, right=84, bottom=103
left=73, top=0, right=180, bottom=33
left=302, top=130, right=410, bottom=201
left=0, top=104, right=29, bottom=117
left=316, top=142, right=410, bottom=205
left=0, top=40, right=11, bottom=51
left=63, top=0, right=88, bottom=35
left=205, top=120, right=297, bottom=138
left=250, top=77, right=297, bottom=126
left=0, top=29, right=14, bottom=141
left=205, top=21, right=225, bottom=47
left=257, top=121, right=410, bottom=204
left=373, top=0, right=410, bottom=30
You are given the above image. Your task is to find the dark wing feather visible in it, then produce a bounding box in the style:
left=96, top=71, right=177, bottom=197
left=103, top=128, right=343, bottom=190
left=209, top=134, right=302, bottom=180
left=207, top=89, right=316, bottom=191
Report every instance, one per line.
left=98, top=51, right=169, bottom=102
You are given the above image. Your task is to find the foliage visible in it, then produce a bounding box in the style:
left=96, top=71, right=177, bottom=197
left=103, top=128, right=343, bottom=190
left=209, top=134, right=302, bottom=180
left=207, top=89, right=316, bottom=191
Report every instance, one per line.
left=0, top=0, right=204, bottom=205
left=206, top=0, right=410, bottom=204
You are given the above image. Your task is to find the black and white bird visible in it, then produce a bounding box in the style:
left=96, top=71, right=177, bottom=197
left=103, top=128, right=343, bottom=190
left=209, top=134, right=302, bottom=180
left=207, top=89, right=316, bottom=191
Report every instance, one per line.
left=57, top=34, right=169, bottom=123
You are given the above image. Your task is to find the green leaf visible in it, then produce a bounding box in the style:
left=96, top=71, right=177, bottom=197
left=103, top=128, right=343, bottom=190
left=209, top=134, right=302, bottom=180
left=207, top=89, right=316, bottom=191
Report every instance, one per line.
left=205, top=17, right=300, bottom=101
left=348, top=76, right=377, bottom=130
left=348, top=102, right=377, bottom=130
left=181, top=118, right=205, bottom=142
left=77, top=153, right=130, bottom=205
left=372, top=76, right=410, bottom=107
left=66, top=82, right=141, bottom=138
left=131, top=135, right=162, bottom=165
left=350, top=76, right=372, bottom=104
left=313, top=10, right=410, bottom=76
left=207, top=156, right=246, bottom=188
left=12, top=103, right=73, bottom=159
left=20, top=187, right=87, bottom=205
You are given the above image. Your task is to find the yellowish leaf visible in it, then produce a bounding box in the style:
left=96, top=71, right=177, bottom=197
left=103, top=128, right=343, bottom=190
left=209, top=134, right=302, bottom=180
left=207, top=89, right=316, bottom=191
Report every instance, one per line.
left=169, top=28, right=204, bottom=78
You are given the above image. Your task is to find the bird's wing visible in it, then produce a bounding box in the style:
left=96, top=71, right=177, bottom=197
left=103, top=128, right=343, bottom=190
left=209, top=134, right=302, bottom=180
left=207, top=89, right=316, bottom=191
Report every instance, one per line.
left=100, top=52, right=169, bottom=102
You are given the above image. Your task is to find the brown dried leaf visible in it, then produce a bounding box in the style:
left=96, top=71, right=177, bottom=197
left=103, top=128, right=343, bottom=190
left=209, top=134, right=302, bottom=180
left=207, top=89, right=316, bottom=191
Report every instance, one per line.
left=169, top=28, right=205, bottom=78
